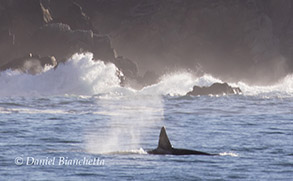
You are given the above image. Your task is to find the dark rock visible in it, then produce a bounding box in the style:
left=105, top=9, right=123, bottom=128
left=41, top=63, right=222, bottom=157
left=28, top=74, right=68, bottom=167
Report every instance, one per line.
left=0, top=0, right=113, bottom=71
left=0, top=29, right=15, bottom=66
left=31, top=23, right=115, bottom=63
left=91, top=34, right=115, bottom=61
left=0, top=0, right=49, bottom=64
left=114, top=56, right=138, bottom=79
left=112, top=56, right=161, bottom=89
left=141, top=70, right=160, bottom=86
left=187, top=83, right=242, bottom=96
left=48, top=0, right=92, bottom=30
left=0, top=54, right=57, bottom=74
left=39, top=56, right=57, bottom=68
left=31, top=23, right=72, bottom=60
left=31, top=23, right=93, bottom=60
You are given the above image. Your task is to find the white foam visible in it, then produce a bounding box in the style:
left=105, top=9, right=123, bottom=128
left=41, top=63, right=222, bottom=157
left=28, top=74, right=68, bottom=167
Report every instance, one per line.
left=146, top=72, right=293, bottom=97
left=226, top=74, right=292, bottom=98
left=0, top=53, right=121, bottom=96
left=219, top=152, right=239, bottom=157
left=0, top=52, right=292, bottom=97
left=193, top=74, right=223, bottom=87
left=140, top=72, right=197, bottom=96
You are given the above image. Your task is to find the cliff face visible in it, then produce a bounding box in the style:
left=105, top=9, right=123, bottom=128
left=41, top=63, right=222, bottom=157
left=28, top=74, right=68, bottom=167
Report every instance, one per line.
left=1, top=0, right=293, bottom=85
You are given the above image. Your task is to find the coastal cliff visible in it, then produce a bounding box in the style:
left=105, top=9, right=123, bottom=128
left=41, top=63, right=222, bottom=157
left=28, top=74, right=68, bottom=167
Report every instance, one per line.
left=1, top=0, right=292, bottom=86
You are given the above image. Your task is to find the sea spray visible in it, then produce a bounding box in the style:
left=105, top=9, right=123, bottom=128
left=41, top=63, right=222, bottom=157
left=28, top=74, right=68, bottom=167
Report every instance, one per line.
left=1, top=52, right=292, bottom=97
left=0, top=53, right=121, bottom=96
left=140, top=72, right=197, bottom=96
left=84, top=95, right=164, bottom=154
left=232, top=74, right=293, bottom=97
left=140, top=72, right=293, bottom=97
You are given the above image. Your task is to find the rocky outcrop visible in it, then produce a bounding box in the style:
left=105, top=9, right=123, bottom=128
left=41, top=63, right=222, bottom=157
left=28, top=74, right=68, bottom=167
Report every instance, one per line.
left=47, top=1, right=92, bottom=30
left=0, top=54, right=57, bottom=74
left=114, top=56, right=138, bottom=79
left=187, top=83, right=242, bottom=96
left=0, top=0, right=138, bottom=86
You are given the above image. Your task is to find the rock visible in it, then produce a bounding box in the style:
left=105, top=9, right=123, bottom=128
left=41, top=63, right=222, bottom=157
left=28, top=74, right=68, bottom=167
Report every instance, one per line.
left=39, top=56, right=57, bottom=68
left=141, top=70, right=160, bottom=86
left=114, top=56, right=138, bottom=79
left=0, top=1, right=113, bottom=71
left=0, top=54, right=57, bottom=74
left=91, top=34, right=115, bottom=61
left=112, top=56, right=161, bottom=89
left=31, top=23, right=73, bottom=60
left=0, top=0, right=49, bottom=65
left=0, top=29, right=15, bottom=66
left=48, top=0, right=92, bottom=30
left=187, top=82, right=242, bottom=96
left=31, top=23, right=115, bottom=62
left=112, top=55, right=140, bottom=88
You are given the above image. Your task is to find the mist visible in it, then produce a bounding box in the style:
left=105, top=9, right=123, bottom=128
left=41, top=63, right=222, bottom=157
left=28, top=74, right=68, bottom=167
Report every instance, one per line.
left=84, top=95, right=164, bottom=154
left=88, top=0, right=293, bottom=85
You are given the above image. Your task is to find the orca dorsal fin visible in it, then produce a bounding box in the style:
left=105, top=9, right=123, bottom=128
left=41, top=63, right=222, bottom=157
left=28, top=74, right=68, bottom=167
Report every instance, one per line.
left=158, top=127, right=172, bottom=150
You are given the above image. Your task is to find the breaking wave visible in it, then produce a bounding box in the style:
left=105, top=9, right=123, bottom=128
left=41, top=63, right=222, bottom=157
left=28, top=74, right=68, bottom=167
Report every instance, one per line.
left=0, top=52, right=292, bottom=97
left=0, top=53, right=122, bottom=96
left=233, top=74, right=293, bottom=97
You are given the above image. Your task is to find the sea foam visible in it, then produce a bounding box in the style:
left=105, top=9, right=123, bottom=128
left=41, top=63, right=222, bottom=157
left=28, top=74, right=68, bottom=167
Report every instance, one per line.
left=0, top=52, right=292, bottom=97
left=0, top=53, right=121, bottom=96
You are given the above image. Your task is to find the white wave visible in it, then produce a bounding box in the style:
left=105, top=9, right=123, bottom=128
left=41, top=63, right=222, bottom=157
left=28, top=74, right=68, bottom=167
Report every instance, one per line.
left=186, top=73, right=293, bottom=97
left=0, top=52, right=292, bottom=97
left=145, top=72, right=293, bottom=97
left=0, top=53, right=122, bottom=96
left=140, top=72, right=197, bottom=96
left=137, top=73, right=224, bottom=96
left=233, top=74, right=293, bottom=97
left=192, top=74, right=223, bottom=87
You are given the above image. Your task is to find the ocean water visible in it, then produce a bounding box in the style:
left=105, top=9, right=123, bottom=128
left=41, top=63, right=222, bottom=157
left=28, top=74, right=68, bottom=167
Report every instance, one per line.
left=0, top=53, right=292, bottom=180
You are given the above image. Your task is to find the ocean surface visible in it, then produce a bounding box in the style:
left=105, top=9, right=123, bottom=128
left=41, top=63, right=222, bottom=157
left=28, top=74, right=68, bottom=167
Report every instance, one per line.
left=0, top=53, right=292, bottom=180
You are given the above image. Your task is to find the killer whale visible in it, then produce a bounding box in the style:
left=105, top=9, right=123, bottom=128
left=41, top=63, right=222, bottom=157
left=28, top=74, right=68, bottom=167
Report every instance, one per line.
left=147, top=127, right=217, bottom=155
